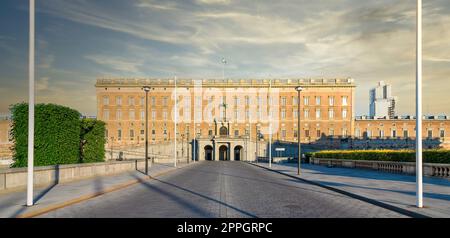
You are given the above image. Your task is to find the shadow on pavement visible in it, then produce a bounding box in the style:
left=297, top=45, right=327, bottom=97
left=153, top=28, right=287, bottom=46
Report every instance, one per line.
left=131, top=173, right=258, bottom=218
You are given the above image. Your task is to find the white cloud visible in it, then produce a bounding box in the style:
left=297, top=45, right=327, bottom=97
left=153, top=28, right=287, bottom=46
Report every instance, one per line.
left=85, top=55, right=144, bottom=74
left=196, top=0, right=231, bottom=5
left=37, top=77, right=49, bottom=91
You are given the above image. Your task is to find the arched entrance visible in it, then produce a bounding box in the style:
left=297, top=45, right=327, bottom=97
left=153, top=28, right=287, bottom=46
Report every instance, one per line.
left=204, top=145, right=213, bottom=161
left=219, top=145, right=229, bottom=161
left=234, top=145, right=243, bottom=161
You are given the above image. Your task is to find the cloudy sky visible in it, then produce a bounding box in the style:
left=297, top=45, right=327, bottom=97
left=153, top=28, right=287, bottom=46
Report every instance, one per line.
left=0, top=0, right=449, bottom=116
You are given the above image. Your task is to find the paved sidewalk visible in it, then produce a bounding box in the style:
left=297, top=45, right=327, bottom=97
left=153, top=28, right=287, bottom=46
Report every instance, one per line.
left=252, top=162, right=450, bottom=218
left=0, top=162, right=196, bottom=218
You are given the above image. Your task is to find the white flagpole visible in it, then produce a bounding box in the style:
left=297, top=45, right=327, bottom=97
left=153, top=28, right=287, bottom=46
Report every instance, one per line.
left=27, top=0, right=35, bottom=207
left=269, top=79, right=272, bottom=168
left=416, top=0, right=423, bottom=208
left=174, top=76, right=178, bottom=168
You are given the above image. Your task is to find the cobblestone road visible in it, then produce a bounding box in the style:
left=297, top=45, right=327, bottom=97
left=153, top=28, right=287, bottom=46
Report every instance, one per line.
left=40, top=161, right=407, bottom=218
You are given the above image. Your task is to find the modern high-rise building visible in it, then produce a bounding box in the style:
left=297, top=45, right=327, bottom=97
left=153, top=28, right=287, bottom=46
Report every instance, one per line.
left=369, top=81, right=397, bottom=119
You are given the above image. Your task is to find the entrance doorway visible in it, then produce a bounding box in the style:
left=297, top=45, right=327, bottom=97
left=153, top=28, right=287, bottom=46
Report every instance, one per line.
left=219, top=145, right=229, bottom=161
left=204, top=145, right=213, bottom=161
left=234, top=145, right=243, bottom=161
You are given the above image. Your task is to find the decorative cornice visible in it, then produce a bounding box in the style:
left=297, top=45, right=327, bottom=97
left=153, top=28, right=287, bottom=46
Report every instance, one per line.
left=95, top=78, right=356, bottom=88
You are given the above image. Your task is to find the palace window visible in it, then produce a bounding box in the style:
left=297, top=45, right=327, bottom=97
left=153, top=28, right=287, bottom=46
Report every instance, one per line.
left=329, top=109, right=334, bottom=119
left=317, top=129, right=321, bottom=138
left=130, top=130, right=134, bottom=140
left=293, top=96, right=298, bottom=105
left=103, top=96, right=109, bottom=105
left=303, top=96, right=309, bottom=106
left=163, top=110, right=168, bottom=120
left=234, top=130, right=239, bottom=136
left=129, top=109, right=135, bottom=121
left=304, top=109, right=309, bottom=119
left=140, top=110, right=145, bottom=120
left=128, top=97, right=135, bottom=106
left=392, top=129, right=397, bottom=138
left=440, top=129, right=445, bottom=138
left=315, top=96, right=321, bottom=105
left=305, top=129, right=310, bottom=137
left=163, top=97, right=168, bottom=106
left=316, top=109, right=321, bottom=119
left=151, top=97, right=156, bottom=106
left=103, top=109, right=109, bottom=120
left=293, top=110, right=298, bottom=119
left=281, top=109, right=286, bottom=119
left=342, top=96, right=348, bottom=106
left=195, top=96, right=202, bottom=107
left=294, top=130, right=298, bottom=138
left=116, top=96, right=122, bottom=106
left=281, top=97, right=287, bottom=106
left=281, top=130, right=286, bottom=138
left=329, top=128, right=334, bottom=137
left=116, top=109, right=122, bottom=120
left=117, top=129, right=122, bottom=141
left=428, top=129, right=433, bottom=139
left=342, top=109, right=348, bottom=119
left=140, top=97, right=145, bottom=106
left=152, top=110, right=156, bottom=120
left=329, top=96, right=335, bottom=106
left=404, top=129, right=409, bottom=138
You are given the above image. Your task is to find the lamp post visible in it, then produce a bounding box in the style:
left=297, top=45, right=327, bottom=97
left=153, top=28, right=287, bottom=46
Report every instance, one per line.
left=186, top=133, right=189, bottom=163
left=143, top=86, right=151, bottom=175
left=255, top=124, right=259, bottom=163
left=416, top=0, right=423, bottom=208
left=27, top=0, right=35, bottom=207
left=295, top=86, right=303, bottom=175
left=269, top=79, right=272, bottom=168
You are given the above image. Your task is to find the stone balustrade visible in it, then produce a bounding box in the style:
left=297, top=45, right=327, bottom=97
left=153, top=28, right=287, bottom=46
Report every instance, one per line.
left=0, top=159, right=149, bottom=192
left=311, top=158, right=450, bottom=179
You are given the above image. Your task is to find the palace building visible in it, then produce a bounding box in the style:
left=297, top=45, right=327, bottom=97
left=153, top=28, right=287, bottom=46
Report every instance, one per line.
left=95, top=78, right=356, bottom=161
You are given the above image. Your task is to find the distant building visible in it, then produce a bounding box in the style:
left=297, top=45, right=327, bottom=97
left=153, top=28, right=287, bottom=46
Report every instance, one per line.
left=369, top=81, right=397, bottom=119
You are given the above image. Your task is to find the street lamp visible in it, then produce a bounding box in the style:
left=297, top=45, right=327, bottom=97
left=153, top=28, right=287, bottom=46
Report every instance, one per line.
left=416, top=0, right=423, bottom=208
left=27, top=0, right=35, bottom=206
left=143, top=86, right=151, bottom=175
left=295, top=86, right=303, bottom=175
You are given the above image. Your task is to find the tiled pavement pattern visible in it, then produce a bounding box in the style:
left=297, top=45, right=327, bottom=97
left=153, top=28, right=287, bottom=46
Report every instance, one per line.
left=253, top=162, right=450, bottom=218
left=0, top=162, right=192, bottom=218
left=40, top=161, right=406, bottom=218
